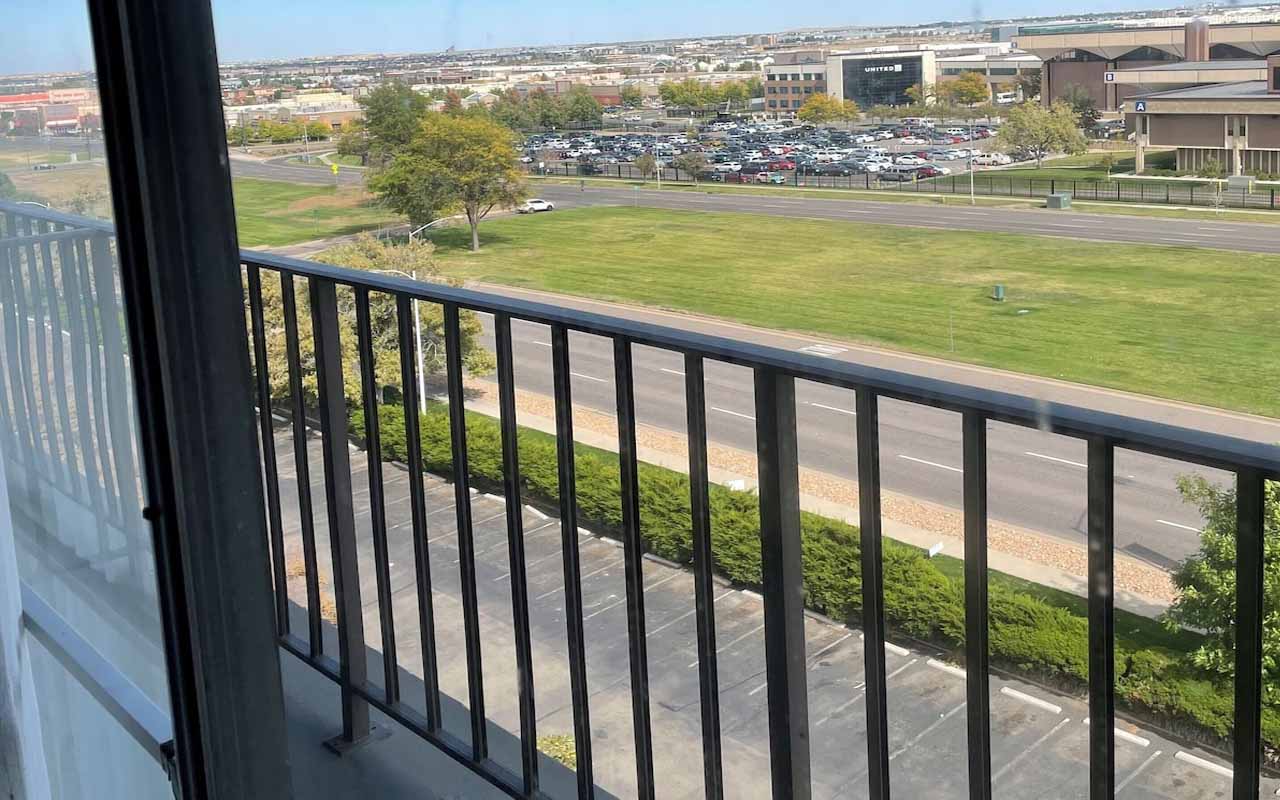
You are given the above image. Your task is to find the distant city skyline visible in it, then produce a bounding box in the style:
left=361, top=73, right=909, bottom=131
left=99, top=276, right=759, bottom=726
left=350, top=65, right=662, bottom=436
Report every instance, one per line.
left=5, top=0, right=1199, bottom=75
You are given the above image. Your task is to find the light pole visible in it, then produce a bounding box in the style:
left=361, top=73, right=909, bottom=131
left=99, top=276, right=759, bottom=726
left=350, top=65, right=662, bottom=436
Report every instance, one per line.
left=373, top=268, right=427, bottom=415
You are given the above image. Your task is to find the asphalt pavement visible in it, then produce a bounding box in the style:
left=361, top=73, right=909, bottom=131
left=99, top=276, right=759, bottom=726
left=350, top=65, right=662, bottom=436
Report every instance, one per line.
left=275, top=429, right=1264, bottom=799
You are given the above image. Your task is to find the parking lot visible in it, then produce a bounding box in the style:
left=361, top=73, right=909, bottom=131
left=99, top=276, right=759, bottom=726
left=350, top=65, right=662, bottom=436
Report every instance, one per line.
left=522, top=117, right=1015, bottom=187
left=275, top=425, right=1268, bottom=799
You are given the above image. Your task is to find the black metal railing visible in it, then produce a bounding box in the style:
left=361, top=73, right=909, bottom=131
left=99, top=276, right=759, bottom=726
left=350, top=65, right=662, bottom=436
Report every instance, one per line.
left=5, top=200, right=1280, bottom=800
left=240, top=243, right=1280, bottom=800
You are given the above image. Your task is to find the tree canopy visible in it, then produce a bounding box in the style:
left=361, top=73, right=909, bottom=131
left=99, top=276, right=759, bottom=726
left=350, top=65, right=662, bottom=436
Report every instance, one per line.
left=995, top=100, right=1086, bottom=167
left=937, top=72, right=991, bottom=106
left=357, top=81, right=432, bottom=165
left=369, top=113, right=526, bottom=251
left=796, top=94, right=859, bottom=125
left=619, top=84, right=643, bottom=108
left=657, top=78, right=758, bottom=108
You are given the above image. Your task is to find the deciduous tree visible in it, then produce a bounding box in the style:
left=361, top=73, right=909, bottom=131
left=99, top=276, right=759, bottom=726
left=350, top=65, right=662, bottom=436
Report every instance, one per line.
left=674, top=151, right=708, bottom=182
left=938, top=71, right=991, bottom=106
left=995, top=100, right=1086, bottom=167
left=369, top=113, right=526, bottom=251
left=358, top=81, right=431, bottom=165
left=619, top=84, right=643, bottom=108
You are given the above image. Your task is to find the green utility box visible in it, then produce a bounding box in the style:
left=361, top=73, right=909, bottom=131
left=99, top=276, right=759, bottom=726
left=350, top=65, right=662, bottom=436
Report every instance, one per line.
left=1046, top=192, right=1072, bottom=209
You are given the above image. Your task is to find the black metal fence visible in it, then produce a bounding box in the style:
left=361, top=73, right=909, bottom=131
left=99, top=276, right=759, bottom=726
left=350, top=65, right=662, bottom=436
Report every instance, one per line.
left=241, top=242, right=1280, bottom=800
left=6, top=200, right=1280, bottom=800
left=529, top=163, right=1280, bottom=210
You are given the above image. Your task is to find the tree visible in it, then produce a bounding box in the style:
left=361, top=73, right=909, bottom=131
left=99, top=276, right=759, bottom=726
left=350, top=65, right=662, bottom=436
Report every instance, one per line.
left=1013, top=70, right=1042, bottom=102
left=1164, top=476, right=1280, bottom=681
left=1061, top=83, right=1101, bottom=129
left=527, top=90, right=568, bottom=129
left=564, top=86, right=603, bottom=127
left=633, top=153, right=657, bottom=180
left=797, top=94, right=859, bottom=127
left=995, top=101, right=1086, bottom=168
left=674, top=151, right=708, bottom=182
left=905, top=83, right=934, bottom=106
left=1099, top=153, right=1116, bottom=178
left=336, top=120, right=370, bottom=165
left=939, top=72, right=991, bottom=107
left=358, top=81, right=431, bottom=165
left=717, top=80, right=750, bottom=108
left=867, top=104, right=894, bottom=123
left=735, top=61, right=757, bottom=72
left=745, top=76, right=764, bottom=99
left=305, top=121, right=332, bottom=141
left=442, top=91, right=465, bottom=116
left=255, top=234, right=494, bottom=406
left=369, top=113, right=526, bottom=252
left=658, top=78, right=709, bottom=108
left=490, top=89, right=535, bottom=131
left=619, top=84, right=643, bottom=108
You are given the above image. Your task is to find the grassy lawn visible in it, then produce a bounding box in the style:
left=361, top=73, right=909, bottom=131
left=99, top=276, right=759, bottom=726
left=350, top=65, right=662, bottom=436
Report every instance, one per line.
left=325, top=153, right=365, bottom=167
left=0, top=150, right=74, bottom=170
left=232, top=177, right=400, bottom=247
left=431, top=206, right=1280, bottom=418
left=967, top=150, right=1190, bottom=184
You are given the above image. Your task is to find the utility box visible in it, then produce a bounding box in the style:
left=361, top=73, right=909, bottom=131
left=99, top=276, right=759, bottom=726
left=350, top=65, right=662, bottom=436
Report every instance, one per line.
left=1046, top=192, right=1072, bottom=209
left=1227, top=175, right=1254, bottom=193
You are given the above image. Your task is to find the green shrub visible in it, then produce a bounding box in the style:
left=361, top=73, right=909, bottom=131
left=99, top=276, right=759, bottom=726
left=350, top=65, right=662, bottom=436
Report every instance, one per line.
left=351, top=401, right=1263, bottom=751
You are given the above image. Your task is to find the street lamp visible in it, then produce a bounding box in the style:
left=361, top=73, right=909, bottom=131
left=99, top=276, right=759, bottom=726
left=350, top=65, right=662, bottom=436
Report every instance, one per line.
left=372, top=268, right=427, bottom=415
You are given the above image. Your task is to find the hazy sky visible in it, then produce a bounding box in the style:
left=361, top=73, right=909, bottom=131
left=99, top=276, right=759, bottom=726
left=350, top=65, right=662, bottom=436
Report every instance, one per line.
left=6, top=0, right=1174, bottom=75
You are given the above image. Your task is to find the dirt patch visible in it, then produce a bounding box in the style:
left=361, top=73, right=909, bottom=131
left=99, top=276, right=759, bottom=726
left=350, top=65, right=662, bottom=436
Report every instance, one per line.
left=286, top=188, right=374, bottom=213
left=9, top=163, right=112, bottom=214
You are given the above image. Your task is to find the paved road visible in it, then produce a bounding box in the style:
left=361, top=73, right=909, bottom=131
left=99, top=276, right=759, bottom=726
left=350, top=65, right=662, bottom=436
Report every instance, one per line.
left=471, top=315, right=1231, bottom=570
left=275, top=429, right=1264, bottom=799
left=528, top=182, right=1280, bottom=253
left=231, top=152, right=365, bottom=186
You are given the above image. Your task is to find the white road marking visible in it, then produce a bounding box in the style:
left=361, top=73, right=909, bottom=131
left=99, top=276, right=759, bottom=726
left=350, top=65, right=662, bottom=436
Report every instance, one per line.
left=529, top=340, right=552, bottom=347
left=926, top=658, right=967, bottom=679
left=888, top=701, right=966, bottom=761
left=1156, top=519, right=1201, bottom=533
left=570, top=371, right=607, bottom=383
left=807, top=402, right=856, bottom=416
left=1082, top=718, right=1151, bottom=747
left=1115, top=750, right=1164, bottom=792
left=885, top=641, right=911, bottom=657
left=992, top=718, right=1072, bottom=783
left=749, top=632, right=856, bottom=696
left=1000, top=686, right=1062, bottom=714
left=711, top=406, right=755, bottom=421
left=1025, top=451, right=1087, bottom=469
left=1174, top=750, right=1233, bottom=779
left=689, top=622, right=766, bottom=668
left=659, top=367, right=685, bottom=377
left=898, top=454, right=962, bottom=473
left=814, top=658, right=918, bottom=727
left=648, top=589, right=734, bottom=639
left=525, top=505, right=548, bottom=520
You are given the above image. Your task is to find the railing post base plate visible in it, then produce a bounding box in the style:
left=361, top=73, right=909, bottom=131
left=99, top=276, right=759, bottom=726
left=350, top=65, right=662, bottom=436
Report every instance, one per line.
left=323, top=723, right=391, bottom=757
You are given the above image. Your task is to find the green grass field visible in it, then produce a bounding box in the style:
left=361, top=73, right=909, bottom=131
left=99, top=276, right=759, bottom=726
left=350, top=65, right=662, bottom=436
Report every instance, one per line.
left=432, top=206, right=1280, bottom=418
left=964, top=149, right=1187, bottom=184
left=0, top=150, right=74, bottom=170
left=232, top=177, right=399, bottom=247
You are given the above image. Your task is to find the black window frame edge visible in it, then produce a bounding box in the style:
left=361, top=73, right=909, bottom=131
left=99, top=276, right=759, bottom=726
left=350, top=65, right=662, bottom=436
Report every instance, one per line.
left=86, top=0, right=291, bottom=797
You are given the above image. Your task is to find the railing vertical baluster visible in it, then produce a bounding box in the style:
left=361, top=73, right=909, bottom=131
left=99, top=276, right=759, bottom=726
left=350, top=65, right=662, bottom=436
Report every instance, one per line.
left=1233, top=468, right=1265, bottom=800
left=0, top=223, right=36, bottom=465
left=75, top=236, right=119, bottom=523
left=856, top=389, right=891, bottom=800
left=495, top=314, right=540, bottom=794
left=56, top=233, right=107, bottom=518
left=614, top=337, right=656, bottom=800
left=355, top=287, right=399, bottom=704
left=88, top=233, right=144, bottom=577
left=280, top=272, right=323, bottom=655
left=963, top=412, right=991, bottom=800
left=550, top=324, right=595, bottom=797
left=35, top=219, right=79, bottom=495
left=310, top=277, right=375, bottom=751
left=397, top=294, right=442, bottom=730
left=246, top=264, right=289, bottom=637
left=3, top=214, right=42, bottom=470
left=1087, top=437, right=1115, bottom=800
left=754, top=368, right=811, bottom=800
left=19, top=216, right=61, bottom=477
left=685, top=354, right=724, bottom=800
left=443, top=303, right=488, bottom=760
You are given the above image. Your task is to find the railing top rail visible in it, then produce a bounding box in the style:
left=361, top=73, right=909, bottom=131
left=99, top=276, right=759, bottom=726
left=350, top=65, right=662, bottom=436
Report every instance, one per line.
left=3, top=200, right=1276, bottom=478
left=246, top=248, right=1280, bottom=478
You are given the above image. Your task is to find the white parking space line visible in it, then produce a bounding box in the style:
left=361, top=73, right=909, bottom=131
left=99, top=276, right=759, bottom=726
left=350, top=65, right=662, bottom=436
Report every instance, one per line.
left=813, top=657, right=919, bottom=727
left=1174, top=750, right=1233, bottom=779
left=533, top=556, right=624, bottom=601
left=1024, top=451, right=1087, bottom=469
left=711, top=406, right=755, bottom=421
left=1083, top=718, right=1151, bottom=747
left=807, top=402, right=856, bottom=416
left=992, top=717, right=1072, bottom=783
left=898, top=454, right=962, bottom=473
left=926, top=658, right=967, bottom=679
left=1000, top=686, right=1062, bottom=715
left=689, top=622, right=766, bottom=668
left=1115, top=750, right=1164, bottom=792
left=749, top=631, right=856, bottom=696
left=529, top=340, right=552, bottom=348
left=659, top=368, right=685, bottom=377
left=647, top=588, right=734, bottom=639
left=888, top=700, right=966, bottom=761
left=570, top=371, right=608, bottom=383
left=1156, top=519, right=1201, bottom=533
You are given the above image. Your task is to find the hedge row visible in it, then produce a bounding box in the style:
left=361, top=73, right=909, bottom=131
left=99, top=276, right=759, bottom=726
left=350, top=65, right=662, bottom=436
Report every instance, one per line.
left=351, top=401, right=1278, bottom=752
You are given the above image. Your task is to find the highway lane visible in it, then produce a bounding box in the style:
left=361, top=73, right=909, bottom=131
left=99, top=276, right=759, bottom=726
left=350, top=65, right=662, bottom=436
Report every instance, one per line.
left=529, top=183, right=1280, bottom=253
left=473, top=316, right=1225, bottom=569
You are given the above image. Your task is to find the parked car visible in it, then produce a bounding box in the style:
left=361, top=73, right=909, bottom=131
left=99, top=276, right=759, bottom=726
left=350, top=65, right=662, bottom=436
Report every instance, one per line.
left=32, top=163, right=56, bottom=171
left=972, top=152, right=1012, bottom=166
left=916, top=165, right=948, bottom=178
left=878, top=165, right=921, bottom=182
left=894, top=155, right=926, bottom=166
left=767, top=159, right=796, bottom=170
left=900, top=136, right=930, bottom=146
left=517, top=199, right=555, bottom=213
left=756, top=171, right=788, bottom=184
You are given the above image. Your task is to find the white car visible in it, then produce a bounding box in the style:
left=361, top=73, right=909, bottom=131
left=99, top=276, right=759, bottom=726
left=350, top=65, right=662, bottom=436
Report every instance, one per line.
left=943, top=127, right=967, bottom=136
left=972, top=152, right=1012, bottom=166
left=712, top=162, right=742, bottom=173
left=900, top=136, right=929, bottom=146
left=517, top=199, right=555, bottom=214
left=853, top=133, right=875, bottom=144
left=894, top=155, right=926, bottom=166
left=874, top=130, right=895, bottom=140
